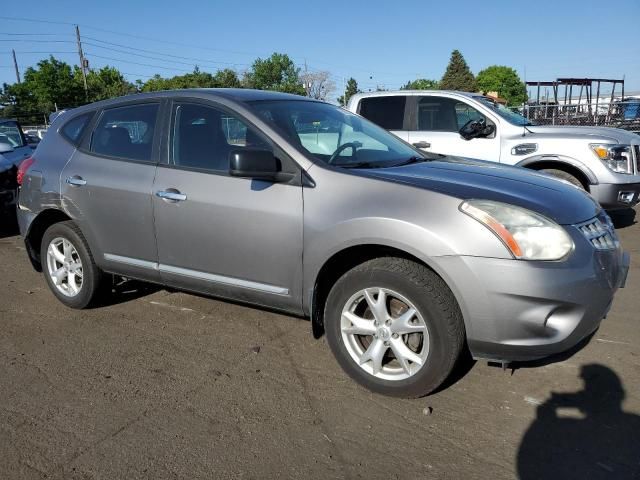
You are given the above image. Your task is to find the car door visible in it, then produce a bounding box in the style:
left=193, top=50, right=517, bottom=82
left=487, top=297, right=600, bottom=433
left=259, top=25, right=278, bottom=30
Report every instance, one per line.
left=60, top=101, right=162, bottom=282
left=152, top=99, right=303, bottom=312
left=407, top=96, right=501, bottom=162
left=357, top=95, right=410, bottom=142
left=0, top=120, right=33, bottom=166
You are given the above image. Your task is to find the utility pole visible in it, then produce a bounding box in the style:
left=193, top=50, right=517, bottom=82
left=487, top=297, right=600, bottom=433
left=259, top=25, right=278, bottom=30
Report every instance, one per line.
left=11, top=49, right=20, bottom=83
left=75, top=25, right=88, bottom=102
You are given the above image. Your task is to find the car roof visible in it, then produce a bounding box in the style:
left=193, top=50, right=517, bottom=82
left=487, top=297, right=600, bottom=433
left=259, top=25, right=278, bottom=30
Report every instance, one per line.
left=66, top=89, right=319, bottom=116
left=348, top=89, right=483, bottom=105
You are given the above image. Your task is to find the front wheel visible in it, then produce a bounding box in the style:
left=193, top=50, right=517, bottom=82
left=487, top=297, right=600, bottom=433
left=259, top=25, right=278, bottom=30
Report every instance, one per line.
left=540, top=168, right=585, bottom=190
left=325, top=257, right=465, bottom=398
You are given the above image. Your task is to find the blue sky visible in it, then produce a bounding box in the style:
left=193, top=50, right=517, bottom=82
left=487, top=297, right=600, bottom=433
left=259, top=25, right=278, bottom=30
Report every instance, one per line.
left=1, top=0, right=639, bottom=100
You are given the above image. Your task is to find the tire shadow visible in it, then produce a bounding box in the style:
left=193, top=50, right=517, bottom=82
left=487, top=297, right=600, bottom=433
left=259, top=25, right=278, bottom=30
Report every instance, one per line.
left=608, top=207, right=636, bottom=229
left=517, top=364, right=640, bottom=479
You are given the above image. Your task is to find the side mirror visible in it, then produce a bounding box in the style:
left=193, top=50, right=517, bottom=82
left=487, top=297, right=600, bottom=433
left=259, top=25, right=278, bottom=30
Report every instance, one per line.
left=0, top=142, right=14, bottom=154
left=459, top=119, right=494, bottom=140
left=229, top=149, right=280, bottom=180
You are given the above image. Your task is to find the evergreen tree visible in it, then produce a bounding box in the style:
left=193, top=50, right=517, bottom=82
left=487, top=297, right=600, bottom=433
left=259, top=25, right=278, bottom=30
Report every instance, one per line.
left=440, top=50, right=477, bottom=92
left=338, top=77, right=360, bottom=105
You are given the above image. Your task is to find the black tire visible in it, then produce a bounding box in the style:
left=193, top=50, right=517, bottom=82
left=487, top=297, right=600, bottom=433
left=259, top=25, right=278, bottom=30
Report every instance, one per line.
left=540, top=169, right=585, bottom=190
left=325, top=257, right=465, bottom=398
left=40, top=221, right=105, bottom=309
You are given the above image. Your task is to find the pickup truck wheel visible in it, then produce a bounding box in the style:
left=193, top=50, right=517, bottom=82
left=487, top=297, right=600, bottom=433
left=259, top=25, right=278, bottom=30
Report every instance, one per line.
left=325, top=257, right=465, bottom=398
left=41, top=221, right=104, bottom=309
left=541, top=169, right=585, bottom=190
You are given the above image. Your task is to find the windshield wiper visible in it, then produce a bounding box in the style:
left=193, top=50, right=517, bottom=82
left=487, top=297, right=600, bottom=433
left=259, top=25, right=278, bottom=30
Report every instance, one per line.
left=332, top=161, right=385, bottom=169
left=389, top=156, right=427, bottom=167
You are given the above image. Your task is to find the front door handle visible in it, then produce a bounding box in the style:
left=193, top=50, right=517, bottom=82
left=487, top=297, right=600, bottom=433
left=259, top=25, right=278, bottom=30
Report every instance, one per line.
left=156, top=190, right=187, bottom=202
left=412, top=141, right=431, bottom=149
left=66, top=176, right=87, bottom=186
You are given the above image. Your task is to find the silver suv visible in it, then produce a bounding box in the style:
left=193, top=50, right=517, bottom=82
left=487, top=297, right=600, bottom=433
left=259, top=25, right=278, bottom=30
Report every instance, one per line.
left=17, top=89, right=629, bottom=397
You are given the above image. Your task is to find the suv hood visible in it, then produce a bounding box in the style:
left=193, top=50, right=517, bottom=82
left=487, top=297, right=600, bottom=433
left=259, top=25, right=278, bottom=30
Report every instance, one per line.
left=525, top=125, right=639, bottom=144
left=357, top=157, right=601, bottom=225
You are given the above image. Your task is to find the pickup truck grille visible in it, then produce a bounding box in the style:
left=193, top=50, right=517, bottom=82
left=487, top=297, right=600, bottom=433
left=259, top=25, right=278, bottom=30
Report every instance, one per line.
left=577, top=212, right=619, bottom=250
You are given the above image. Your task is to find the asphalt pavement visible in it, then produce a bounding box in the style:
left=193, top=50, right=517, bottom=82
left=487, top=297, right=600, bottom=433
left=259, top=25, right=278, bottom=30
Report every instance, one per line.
left=1, top=208, right=638, bottom=479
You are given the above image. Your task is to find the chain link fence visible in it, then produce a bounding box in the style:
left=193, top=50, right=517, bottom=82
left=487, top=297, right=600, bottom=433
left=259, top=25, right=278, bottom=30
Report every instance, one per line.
left=510, top=101, right=640, bottom=134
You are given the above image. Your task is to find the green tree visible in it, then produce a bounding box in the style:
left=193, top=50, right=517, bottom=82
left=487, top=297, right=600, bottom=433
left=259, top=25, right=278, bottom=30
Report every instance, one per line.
left=82, top=66, right=136, bottom=101
left=401, top=78, right=439, bottom=90
left=212, top=68, right=242, bottom=88
left=337, top=77, right=360, bottom=106
left=476, top=65, right=527, bottom=105
left=243, top=53, right=305, bottom=95
left=0, top=56, right=85, bottom=123
left=141, top=67, right=242, bottom=92
left=440, top=50, right=477, bottom=92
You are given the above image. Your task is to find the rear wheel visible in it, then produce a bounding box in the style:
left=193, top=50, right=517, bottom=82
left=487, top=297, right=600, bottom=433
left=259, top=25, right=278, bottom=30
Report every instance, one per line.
left=540, top=168, right=585, bottom=190
left=325, top=257, right=465, bottom=398
left=41, top=221, right=104, bottom=309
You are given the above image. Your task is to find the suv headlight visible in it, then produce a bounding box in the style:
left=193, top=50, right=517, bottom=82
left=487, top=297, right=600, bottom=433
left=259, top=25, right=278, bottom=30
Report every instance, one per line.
left=460, top=200, right=574, bottom=260
left=590, top=144, right=633, bottom=174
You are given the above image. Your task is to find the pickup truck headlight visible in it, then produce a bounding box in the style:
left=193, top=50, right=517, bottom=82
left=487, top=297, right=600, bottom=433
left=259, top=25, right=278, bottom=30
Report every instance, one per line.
left=590, top=144, right=633, bottom=174
left=460, top=200, right=574, bottom=260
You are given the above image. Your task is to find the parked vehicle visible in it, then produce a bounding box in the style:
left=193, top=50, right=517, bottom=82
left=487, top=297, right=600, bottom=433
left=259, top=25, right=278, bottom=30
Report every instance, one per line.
left=17, top=90, right=629, bottom=397
left=347, top=90, right=640, bottom=210
left=0, top=118, right=33, bottom=212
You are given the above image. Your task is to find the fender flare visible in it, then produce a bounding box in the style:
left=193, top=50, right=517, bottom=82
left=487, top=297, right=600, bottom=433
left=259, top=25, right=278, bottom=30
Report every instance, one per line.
left=516, top=155, right=598, bottom=185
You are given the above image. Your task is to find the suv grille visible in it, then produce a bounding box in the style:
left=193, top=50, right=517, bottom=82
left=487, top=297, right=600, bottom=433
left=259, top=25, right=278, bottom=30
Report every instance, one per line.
left=577, top=212, right=618, bottom=250
left=635, top=145, right=640, bottom=174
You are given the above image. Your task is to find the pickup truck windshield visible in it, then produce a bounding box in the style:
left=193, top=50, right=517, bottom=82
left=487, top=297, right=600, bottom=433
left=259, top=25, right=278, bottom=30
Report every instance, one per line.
left=248, top=100, right=426, bottom=168
left=474, top=97, right=534, bottom=126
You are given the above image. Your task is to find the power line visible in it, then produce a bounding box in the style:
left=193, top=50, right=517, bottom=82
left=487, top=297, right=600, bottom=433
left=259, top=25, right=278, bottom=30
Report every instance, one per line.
left=83, top=36, right=251, bottom=67
left=84, top=52, right=196, bottom=73
left=83, top=42, right=248, bottom=69
left=0, top=16, right=427, bottom=78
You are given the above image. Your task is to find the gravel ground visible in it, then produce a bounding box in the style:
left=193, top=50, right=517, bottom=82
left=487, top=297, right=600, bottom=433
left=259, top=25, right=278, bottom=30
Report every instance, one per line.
left=0, top=208, right=638, bottom=479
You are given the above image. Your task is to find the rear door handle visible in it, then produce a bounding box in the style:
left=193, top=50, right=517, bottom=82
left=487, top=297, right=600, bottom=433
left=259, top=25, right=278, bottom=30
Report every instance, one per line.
left=412, top=141, right=431, bottom=149
left=156, top=190, right=187, bottom=202
left=66, top=176, right=87, bottom=186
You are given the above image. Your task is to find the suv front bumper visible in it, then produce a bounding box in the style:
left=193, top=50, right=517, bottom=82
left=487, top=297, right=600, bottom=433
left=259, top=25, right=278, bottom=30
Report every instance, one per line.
left=433, top=243, right=628, bottom=362
left=590, top=181, right=640, bottom=210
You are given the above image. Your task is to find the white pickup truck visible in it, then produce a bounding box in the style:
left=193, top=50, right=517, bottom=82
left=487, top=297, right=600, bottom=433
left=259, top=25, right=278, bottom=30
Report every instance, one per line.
left=347, top=90, right=640, bottom=210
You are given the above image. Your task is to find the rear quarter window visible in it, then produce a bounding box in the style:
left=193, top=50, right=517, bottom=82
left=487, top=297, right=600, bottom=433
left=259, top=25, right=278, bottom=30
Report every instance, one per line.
left=60, top=112, right=95, bottom=145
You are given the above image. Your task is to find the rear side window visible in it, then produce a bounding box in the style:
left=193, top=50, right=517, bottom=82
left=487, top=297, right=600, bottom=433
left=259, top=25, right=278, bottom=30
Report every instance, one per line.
left=60, top=112, right=94, bottom=145
left=91, top=104, right=159, bottom=162
left=358, top=96, right=406, bottom=130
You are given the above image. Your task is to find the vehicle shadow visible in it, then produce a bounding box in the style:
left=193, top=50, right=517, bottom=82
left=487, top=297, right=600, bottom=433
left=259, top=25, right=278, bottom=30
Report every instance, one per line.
left=517, top=364, right=640, bottom=479
left=93, top=277, right=163, bottom=308
left=0, top=208, right=19, bottom=239
left=608, top=207, right=636, bottom=229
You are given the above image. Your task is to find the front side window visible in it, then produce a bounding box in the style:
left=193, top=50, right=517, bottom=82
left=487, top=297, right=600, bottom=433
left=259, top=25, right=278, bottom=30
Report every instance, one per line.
left=61, top=112, right=94, bottom=145
left=171, top=103, right=271, bottom=172
left=91, top=104, right=159, bottom=162
left=0, top=121, right=25, bottom=148
left=358, top=96, right=406, bottom=130
left=250, top=100, right=425, bottom=168
left=454, top=102, right=486, bottom=129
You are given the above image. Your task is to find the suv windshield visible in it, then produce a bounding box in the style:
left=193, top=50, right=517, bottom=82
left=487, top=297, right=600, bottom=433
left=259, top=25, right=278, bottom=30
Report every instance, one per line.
left=0, top=121, right=26, bottom=148
left=474, top=97, right=534, bottom=126
left=248, top=100, right=426, bottom=168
